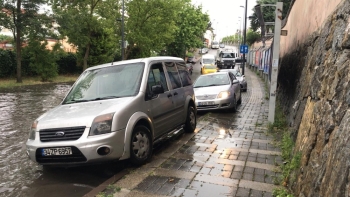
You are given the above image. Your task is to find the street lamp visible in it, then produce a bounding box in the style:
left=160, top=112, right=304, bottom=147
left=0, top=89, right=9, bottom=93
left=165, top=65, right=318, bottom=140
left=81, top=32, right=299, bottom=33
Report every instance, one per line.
left=238, top=17, right=242, bottom=44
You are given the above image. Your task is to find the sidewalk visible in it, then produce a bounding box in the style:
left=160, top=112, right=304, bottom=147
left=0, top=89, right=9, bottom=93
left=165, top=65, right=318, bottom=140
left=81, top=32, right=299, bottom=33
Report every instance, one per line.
left=107, top=66, right=282, bottom=197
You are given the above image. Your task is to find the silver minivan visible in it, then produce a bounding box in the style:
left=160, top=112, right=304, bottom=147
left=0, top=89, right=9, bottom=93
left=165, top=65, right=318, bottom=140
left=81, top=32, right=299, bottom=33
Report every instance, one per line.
left=26, top=57, right=197, bottom=166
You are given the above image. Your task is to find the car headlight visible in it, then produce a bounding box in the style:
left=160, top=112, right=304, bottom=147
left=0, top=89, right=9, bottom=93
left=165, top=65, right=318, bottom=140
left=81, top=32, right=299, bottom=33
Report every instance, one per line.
left=217, top=91, right=230, bottom=99
left=89, top=113, right=114, bottom=136
left=28, top=120, right=37, bottom=140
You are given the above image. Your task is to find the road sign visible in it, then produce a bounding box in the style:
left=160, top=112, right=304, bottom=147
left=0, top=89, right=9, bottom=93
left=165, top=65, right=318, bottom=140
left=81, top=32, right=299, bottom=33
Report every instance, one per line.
left=240, top=45, right=248, bottom=54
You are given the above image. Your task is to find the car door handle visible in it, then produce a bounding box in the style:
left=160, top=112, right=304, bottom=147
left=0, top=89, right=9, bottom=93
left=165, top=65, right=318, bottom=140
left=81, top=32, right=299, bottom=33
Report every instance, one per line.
left=167, top=94, right=172, bottom=98
left=174, top=92, right=178, bottom=96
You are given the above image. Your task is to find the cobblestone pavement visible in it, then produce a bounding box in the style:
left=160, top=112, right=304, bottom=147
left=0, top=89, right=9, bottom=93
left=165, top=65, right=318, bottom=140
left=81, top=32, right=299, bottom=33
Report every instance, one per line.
left=108, top=66, right=282, bottom=197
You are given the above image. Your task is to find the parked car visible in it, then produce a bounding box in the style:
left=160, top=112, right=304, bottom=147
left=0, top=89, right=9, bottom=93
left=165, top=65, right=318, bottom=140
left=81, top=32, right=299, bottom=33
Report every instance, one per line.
left=186, top=55, right=196, bottom=63
left=199, top=47, right=209, bottom=54
left=219, top=43, right=225, bottom=48
left=193, top=72, right=241, bottom=112
left=200, top=54, right=217, bottom=75
left=186, top=63, right=193, bottom=75
left=26, top=57, right=197, bottom=166
left=218, top=68, right=247, bottom=92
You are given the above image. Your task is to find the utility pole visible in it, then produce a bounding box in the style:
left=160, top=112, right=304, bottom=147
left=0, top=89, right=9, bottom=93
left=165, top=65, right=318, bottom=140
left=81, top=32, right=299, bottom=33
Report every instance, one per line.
left=242, top=1, right=248, bottom=75
left=268, top=2, right=283, bottom=123
left=121, top=0, right=125, bottom=60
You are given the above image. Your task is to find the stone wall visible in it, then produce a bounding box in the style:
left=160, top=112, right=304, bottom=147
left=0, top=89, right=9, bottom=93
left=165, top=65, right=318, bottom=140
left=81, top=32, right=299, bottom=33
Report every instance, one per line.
left=277, top=0, right=350, bottom=196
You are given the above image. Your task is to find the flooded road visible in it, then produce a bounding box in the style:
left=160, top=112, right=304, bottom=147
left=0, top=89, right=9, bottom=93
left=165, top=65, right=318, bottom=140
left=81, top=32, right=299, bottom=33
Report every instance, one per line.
left=0, top=51, right=212, bottom=197
left=0, top=83, right=129, bottom=197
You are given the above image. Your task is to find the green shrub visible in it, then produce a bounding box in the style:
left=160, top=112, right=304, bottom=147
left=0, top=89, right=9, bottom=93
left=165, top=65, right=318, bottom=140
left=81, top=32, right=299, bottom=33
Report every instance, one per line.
left=26, top=40, right=58, bottom=81
left=56, top=53, right=81, bottom=74
left=0, top=49, right=16, bottom=77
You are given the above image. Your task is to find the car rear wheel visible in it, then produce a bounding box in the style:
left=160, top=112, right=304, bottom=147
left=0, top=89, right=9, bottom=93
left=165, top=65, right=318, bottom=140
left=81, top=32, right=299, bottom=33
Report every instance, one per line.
left=184, top=105, right=196, bottom=133
left=130, top=125, right=153, bottom=166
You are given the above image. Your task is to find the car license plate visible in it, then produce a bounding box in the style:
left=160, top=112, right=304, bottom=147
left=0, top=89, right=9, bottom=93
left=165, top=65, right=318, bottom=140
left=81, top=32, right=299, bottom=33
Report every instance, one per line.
left=198, top=101, right=215, bottom=106
left=42, top=147, right=72, bottom=156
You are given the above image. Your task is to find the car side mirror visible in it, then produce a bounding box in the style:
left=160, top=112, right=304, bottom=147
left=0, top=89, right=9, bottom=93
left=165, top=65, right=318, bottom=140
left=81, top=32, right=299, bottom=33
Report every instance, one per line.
left=232, top=79, right=239, bottom=84
left=151, top=85, right=164, bottom=95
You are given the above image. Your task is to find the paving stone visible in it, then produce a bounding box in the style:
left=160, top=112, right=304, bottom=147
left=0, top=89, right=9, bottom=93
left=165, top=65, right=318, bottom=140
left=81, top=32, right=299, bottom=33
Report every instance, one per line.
left=236, top=187, right=250, bottom=197
left=242, top=173, right=254, bottom=181
left=244, top=166, right=255, bottom=173
left=250, top=189, right=264, bottom=197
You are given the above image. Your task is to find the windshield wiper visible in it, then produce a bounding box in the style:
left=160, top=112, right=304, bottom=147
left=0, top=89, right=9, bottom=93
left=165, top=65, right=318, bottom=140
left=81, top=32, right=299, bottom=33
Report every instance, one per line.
left=65, top=99, right=89, bottom=104
left=91, top=96, right=121, bottom=101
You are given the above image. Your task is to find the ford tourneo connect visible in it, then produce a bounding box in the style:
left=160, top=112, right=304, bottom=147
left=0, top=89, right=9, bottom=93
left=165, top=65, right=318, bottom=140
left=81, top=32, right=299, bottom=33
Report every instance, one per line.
left=26, top=57, right=197, bottom=166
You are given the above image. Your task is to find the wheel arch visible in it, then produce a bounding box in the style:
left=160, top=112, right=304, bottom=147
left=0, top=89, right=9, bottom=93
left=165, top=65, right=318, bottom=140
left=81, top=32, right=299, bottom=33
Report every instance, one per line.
left=120, top=112, right=153, bottom=160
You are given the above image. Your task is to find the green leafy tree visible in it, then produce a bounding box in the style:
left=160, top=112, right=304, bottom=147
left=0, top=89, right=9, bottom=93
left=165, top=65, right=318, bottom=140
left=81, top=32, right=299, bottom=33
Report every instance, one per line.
left=0, top=0, right=52, bottom=82
left=165, top=3, right=209, bottom=58
left=250, top=0, right=291, bottom=32
left=246, top=29, right=261, bottom=46
left=125, top=0, right=185, bottom=59
left=51, top=0, right=120, bottom=70
left=25, top=40, right=58, bottom=81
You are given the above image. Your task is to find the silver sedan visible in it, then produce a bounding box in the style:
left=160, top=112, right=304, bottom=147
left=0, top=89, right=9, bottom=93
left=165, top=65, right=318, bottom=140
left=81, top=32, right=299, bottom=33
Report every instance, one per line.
left=219, top=68, right=247, bottom=92
left=193, top=72, right=241, bottom=112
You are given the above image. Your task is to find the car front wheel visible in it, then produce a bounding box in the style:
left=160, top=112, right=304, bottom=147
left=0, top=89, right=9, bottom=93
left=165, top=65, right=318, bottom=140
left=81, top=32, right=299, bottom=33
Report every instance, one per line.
left=184, top=105, right=196, bottom=133
left=130, top=125, right=153, bottom=166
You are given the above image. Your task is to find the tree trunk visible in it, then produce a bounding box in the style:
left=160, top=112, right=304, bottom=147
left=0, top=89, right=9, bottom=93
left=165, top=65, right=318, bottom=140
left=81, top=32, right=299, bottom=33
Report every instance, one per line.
left=83, top=43, right=90, bottom=71
left=16, top=0, right=22, bottom=83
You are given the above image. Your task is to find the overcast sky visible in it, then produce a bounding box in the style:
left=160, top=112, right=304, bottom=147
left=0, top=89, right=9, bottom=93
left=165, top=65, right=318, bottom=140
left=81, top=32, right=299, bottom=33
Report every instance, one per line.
left=191, top=0, right=257, bottom=41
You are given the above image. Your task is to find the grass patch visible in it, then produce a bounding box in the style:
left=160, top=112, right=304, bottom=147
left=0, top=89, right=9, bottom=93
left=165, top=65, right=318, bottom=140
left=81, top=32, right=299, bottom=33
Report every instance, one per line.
left=267, top=104, right=301, bottom=197
left=0, top=74, right=79, bottom=89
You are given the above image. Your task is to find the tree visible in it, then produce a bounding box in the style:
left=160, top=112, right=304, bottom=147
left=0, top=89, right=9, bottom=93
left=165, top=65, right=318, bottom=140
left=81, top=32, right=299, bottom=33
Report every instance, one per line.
left=165, top=3, right=209, bottom=58
left=246, top=29, right=261, bottom=46
left=249, top=0, right=291, bottom=33
left=0, top=0, right=52, bottom=82
left=125, top=0, right=186, bottom=59
left=50, top=0, right=121, bottom=70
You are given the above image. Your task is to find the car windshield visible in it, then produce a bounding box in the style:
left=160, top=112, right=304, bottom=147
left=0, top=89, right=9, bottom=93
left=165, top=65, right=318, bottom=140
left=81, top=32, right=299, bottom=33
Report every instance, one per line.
left=212, top=42, right=219, bottom=45
left=193, top=74, right=230, bottom=87
left=63, top=63, right=145, bottom=104
left=203, top=58, right=215, bottom=64
left=221, top=53, right=234, bottom=58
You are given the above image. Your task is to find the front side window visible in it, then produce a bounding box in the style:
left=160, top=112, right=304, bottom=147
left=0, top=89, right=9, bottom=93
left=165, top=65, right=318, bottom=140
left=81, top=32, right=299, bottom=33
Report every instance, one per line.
left=63, top=63, right=144, bottom=104
left=165, top=62, right=182, bottom=89
left=146, top=63, right=168, bottom=99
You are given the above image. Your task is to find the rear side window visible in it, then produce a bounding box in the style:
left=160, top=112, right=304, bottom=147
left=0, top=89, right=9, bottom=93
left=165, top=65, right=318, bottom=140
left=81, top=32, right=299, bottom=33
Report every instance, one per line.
left=176, top=62, right=192, bottom=87
left=165, top=62, right=182, bottom=89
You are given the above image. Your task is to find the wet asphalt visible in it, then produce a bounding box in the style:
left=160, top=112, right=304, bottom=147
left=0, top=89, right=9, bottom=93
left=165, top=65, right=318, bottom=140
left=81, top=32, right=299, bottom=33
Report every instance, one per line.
left=86, top=59, right=283, bottom=197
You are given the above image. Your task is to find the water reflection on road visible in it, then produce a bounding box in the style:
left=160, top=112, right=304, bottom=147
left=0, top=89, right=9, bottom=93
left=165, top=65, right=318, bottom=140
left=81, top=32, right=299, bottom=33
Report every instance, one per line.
left=0, top=83, right=127, bottom=197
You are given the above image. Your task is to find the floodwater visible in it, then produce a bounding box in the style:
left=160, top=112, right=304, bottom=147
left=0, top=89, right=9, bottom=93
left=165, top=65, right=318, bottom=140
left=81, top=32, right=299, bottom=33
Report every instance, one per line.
left=0, top=83, right=127, bottom=197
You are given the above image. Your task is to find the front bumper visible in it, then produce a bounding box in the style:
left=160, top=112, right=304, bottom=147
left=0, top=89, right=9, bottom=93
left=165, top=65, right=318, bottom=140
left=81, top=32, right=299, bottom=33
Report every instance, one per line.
left=195, top=97, right=235, bottom=111
left=26, top=127, right=126, bottom=165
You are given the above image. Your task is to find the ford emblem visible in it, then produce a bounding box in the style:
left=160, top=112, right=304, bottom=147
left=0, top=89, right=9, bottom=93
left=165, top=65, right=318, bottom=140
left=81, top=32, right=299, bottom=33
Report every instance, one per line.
left=55, top=131, right=65, bottom=137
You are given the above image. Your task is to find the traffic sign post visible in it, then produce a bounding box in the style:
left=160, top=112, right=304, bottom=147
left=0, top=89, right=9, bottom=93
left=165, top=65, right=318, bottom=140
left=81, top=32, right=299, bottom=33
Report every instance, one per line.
left=240, top=45, right=248, bottom=54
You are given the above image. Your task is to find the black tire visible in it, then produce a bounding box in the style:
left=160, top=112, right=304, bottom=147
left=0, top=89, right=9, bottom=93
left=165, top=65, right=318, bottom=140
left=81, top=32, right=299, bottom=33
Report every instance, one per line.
left=184, top=105, right=196, bottom=133
left=130, top=125, right=153, bottom=166
left=231, top=96, right=237, bottom=112
left=237, top=93, right=242, bottom=105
